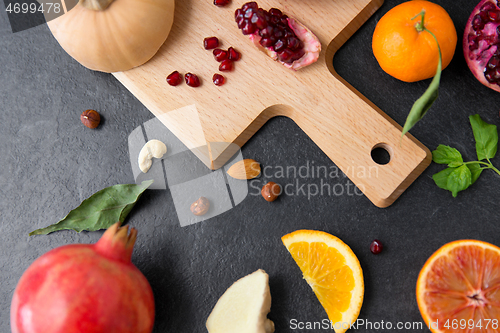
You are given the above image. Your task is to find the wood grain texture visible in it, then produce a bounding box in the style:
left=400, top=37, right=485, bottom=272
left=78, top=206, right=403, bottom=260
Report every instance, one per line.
left=113, top=0, right=432, bottom=208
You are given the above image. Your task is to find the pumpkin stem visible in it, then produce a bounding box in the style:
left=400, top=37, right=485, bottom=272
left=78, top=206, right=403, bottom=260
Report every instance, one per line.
left=79, top=0, right=114, bottom=11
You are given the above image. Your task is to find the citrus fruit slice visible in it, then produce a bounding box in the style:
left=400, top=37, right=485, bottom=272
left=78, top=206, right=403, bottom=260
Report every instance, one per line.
left=417, top=240, right=500, bottom=333
left=372, top=0, right=457, bottom=82
left=282, top=230, right=364, bottom=333
left=206, top=269, right=275, bottom=333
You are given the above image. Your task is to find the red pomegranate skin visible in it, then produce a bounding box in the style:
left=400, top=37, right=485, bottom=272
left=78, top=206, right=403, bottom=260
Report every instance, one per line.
left=10, top=224, right=155, bottom=333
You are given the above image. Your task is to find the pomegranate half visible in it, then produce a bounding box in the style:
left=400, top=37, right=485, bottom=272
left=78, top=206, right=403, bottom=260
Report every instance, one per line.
left=464, top=0, right=500, bottom=92
left=10, top=223, right=155, bottom=333
left=235, top=2, right=321, bottom=70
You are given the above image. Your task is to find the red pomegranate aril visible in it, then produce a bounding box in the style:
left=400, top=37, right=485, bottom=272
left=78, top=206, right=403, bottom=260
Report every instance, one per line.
left=242, top=1, right=257, bottom=11
left=213, top=48, right=229, bottom=62
left=228, top=47, right=241, bottom=61
left=287, top=36, right=302, bottom=50
left=185, top=73, right=200, bottom=87
left=219, top=59, right=234, bottom=71
left=251, top=12, right=267, bottom=29
left=213, top=74, right=226, bottom=86
left=278, top=49, right=293, bottom=62
left=214, top=0, right=230, bottom=7
left=235, top=9, right=243, bottom=20
left=490, top=10, right=500, bottom=21
left=260, top=37, right=275, bottom=48
left=269, top=8, right=282, bottom=16
left=259, top=26, right=273, bottom=38
left=204, top=37, right=219, bottom=50
left=274, top=39, right=287, bottom=52
left=370, top=239, right=383, bottom=254
left=166, top=71, right=183, bottom=86
left=237, top=18, right=246, bottom=29
left=242, top=22, right=257, bottom=35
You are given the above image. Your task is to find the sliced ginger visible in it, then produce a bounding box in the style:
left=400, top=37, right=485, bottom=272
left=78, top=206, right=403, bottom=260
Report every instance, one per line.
left=206, top=269, right=274, bottom=333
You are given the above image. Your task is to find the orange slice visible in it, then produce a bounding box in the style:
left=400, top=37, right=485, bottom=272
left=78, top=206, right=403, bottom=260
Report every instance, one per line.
left=417, top=240, right=500, bottom=333
left=281, top=230, right=364, bottom=333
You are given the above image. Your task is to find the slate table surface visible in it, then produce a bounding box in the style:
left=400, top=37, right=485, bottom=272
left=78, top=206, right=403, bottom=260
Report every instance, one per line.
left=1, top=0, right=499, bottom=332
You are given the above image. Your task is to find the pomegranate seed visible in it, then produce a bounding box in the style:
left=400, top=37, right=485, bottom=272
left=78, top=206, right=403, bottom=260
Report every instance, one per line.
left=242, top=22, right=257, bottom=35
left=213, top=74, right=226, bottom=86
left=219, top=59, right=234, bottom=71
left=259, top=26, right=274, bottom=38
left=228, top=47, right=241, bottom=61
left=185, top=73, right=200, bottom=87
left=166, top=71, right=182, bottom=86
left=235, top=9, right=243, bottom=20
left=213, top=48, right=229, bottom=62
left=251, top=12, right=267, bottom=29
left=269, top=8, right=282, bottom=16
left=489, top=10, right=500, bottom=21
left=214, top=0, right=230, bottom=6
left=204, top=37, right=219, bottom=50
left=370, top=240, right=383, bottom=254
left=287, top=37, right=302, bottom=50
left=242, top=1, right=257, bottom=11
left=260, top=38, right=275, bottom=48
left=274, top=39, right=287, bottom=52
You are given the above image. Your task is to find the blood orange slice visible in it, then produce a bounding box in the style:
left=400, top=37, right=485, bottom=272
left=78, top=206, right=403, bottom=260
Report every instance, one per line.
left=417, top=240, right=500, bottom=333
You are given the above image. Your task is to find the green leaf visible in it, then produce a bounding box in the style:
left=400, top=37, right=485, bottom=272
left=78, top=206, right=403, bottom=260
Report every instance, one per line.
left=432, top=167, right=454, bottom=190
left=447, top=165, right=472, bottom=198
left=469, top=114, right=498, bottom=161
left=432, top=145, right=463, bottom=165
left=29, top=180, right=153, bottom=236
left=401, top=28, right=442, bottom=137
left=467, top=162, right=483, bottom=185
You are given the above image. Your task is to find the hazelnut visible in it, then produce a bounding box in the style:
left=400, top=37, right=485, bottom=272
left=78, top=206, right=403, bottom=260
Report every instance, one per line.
left=81, top=109, right=101, bottom=129
left=191, top=196, right=210, bottom=216
left=261, top=182, right=281, bottom=202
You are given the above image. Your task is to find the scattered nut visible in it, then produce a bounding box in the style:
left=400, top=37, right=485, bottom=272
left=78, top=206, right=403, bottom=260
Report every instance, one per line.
left=261, top=182, right=281, bottom=202
left=138, top=140, right=167, bottom=173
left=80, top=109, right=100, bottom=129
left=227, top=159, right=261, bottom=180
left=191, top=196, right=210, bottom=216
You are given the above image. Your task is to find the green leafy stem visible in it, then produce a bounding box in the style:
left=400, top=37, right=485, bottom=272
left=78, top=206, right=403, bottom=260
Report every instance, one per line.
left=402, top=10, right=442, bottom=137
left=432, top=115, right=499, bottom=197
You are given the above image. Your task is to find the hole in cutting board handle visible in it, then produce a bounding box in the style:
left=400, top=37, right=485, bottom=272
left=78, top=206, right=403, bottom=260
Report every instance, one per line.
left=371, top=143, right=392, bottom=165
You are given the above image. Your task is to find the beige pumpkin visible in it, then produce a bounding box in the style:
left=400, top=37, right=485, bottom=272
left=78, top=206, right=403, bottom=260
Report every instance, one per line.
left=46, top=0, right=175, bottom=73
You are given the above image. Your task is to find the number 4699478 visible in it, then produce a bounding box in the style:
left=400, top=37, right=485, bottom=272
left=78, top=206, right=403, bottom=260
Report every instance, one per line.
left=443, top=319, right=499, bottom=330
left=5, top=2, right=61, bottom=14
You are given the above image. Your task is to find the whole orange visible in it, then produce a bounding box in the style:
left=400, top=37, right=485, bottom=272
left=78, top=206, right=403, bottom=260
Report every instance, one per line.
left=372, top=0, right=457, bottom=82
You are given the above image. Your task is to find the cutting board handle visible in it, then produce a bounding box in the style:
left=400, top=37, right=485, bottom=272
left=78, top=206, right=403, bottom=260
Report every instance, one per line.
left=270, top=66, right=431, bottom=208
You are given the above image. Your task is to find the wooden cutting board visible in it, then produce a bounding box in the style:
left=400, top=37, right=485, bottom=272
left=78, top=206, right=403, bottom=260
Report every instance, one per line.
left=113, top=0, right=432, bottom=208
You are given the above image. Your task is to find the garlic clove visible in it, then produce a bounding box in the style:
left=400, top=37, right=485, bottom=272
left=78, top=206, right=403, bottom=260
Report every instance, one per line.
left=206, top=269, right=275, bottom=333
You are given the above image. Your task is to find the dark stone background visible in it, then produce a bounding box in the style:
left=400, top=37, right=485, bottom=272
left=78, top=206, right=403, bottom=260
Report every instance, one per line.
left=1, top=0, right=499, bottom=332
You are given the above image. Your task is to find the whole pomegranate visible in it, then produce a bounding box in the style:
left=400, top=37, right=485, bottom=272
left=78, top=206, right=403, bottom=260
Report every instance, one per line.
left=464, top=0, right=500, bottom=92
left=10, top=223, right=155, bottom=333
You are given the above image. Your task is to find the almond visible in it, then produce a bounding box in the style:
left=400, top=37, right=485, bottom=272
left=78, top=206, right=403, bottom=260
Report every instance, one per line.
left=226, top=159, right=261, bottom=180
